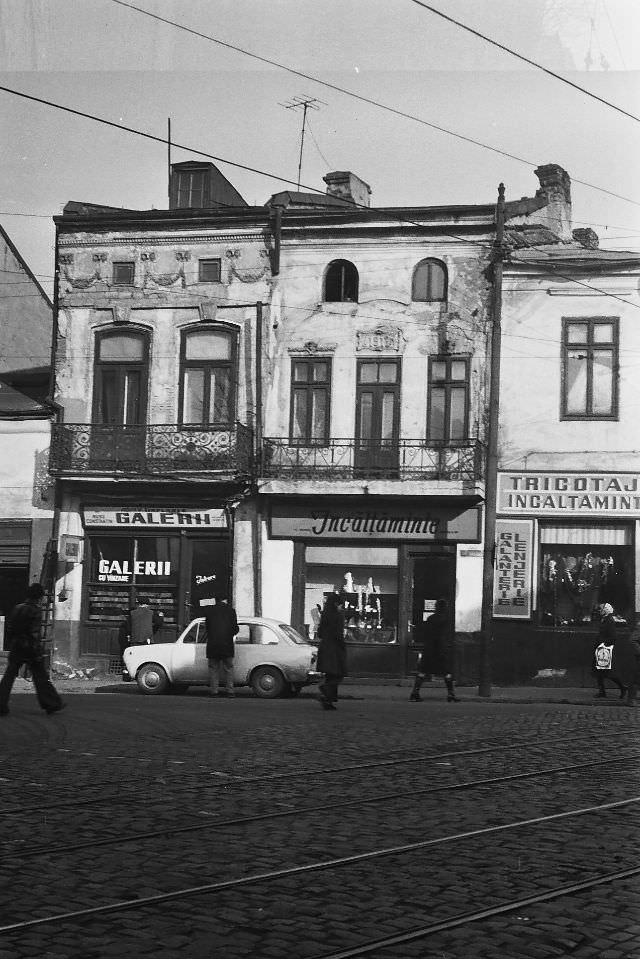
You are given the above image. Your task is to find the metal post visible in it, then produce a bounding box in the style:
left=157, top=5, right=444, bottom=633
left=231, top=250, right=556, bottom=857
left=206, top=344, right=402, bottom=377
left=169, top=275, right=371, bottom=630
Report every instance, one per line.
left=254, top=301, right=263, bottom=617
left=478, top=182, right=506, bottom=698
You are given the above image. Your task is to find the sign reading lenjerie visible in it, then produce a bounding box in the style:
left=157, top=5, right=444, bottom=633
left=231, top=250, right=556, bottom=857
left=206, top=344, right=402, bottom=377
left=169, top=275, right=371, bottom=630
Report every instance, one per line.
left=83, top=509, right=227, bottom=528
left=493, top=519, right=533, bottom=619
left=498, top=473, right=640, bottom=516
left=270, top=503, right=480, bottom=542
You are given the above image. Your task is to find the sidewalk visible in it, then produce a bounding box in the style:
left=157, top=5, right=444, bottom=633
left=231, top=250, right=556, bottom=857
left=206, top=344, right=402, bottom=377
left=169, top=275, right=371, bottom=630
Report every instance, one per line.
left=6, top=676, right=631, bottom=706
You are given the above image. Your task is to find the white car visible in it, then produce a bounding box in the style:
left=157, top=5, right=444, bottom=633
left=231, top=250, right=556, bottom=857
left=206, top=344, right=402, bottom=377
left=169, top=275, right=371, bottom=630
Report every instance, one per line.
left=123, top=616, right=321, bottom=698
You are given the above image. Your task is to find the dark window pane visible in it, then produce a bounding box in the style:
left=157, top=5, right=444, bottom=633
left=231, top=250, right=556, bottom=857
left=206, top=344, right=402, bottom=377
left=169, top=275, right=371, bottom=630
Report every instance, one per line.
left=293, top=362, right=309, bottom=383
left=198, top=259, right=221, bottom=283
left=449, top=387, right=466, bottom=439
left=310, top=389, right=327, bottom=441
left=135, top=537, right=180, bottom=585
left=183, top=369, right=205, bottom=423
left=99, top=334, right=145, bottom=362
left=292, top=390, right=308, bottom=439
left=324, top=260, right=358, bottom=302
left=185, top=331, right=231, bottom=361
left=359, top=392, right=374, bottom=440
left=209, top=368, right=232, bottom=424
left=313, top=362, right=328, bottom=383
left=113, top=262, right=135, bottom=286
left=592, top=352, right=613, bottom=414
left=566, top=350, right=588, bottom=414
left=429, top=387, right=446, bottom=440
left=412, top=259, right=447, bottom=302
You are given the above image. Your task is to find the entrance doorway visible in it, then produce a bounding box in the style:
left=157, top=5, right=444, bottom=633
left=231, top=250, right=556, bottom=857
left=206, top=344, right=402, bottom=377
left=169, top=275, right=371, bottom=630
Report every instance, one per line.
left=407, top=550, right=456, bottom=673
left=185, top=538, right=231, bottom=623
left=355, top=360, right=400, bottom=477
left=0, top=567, right=29, bottom=649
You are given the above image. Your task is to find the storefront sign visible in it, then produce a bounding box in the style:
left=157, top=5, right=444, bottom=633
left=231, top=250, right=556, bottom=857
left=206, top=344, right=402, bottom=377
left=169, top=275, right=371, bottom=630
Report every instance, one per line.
left=83, top=508, right=227, bottom=528
left=493, top=519, right=533, bottom=619
left=97, top=559, right=172, bottom=583
left=498, top=473, right=640, bottom=516
left=270, top=502, right=481, bottom=542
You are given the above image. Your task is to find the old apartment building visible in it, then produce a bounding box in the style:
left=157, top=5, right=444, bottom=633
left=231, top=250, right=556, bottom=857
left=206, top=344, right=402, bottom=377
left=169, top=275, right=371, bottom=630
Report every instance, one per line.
left=48, top=160, right=624, bottom=683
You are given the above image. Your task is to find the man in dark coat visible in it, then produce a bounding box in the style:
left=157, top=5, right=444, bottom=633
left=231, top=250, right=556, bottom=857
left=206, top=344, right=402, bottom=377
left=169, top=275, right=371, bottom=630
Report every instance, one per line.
left=410, top=598, right=459, bottom=703
left=204, top=595, right=239, bottom=697
left=316, top=593, right=347, bottom=710
left=0, top=583, right=65, bottom=716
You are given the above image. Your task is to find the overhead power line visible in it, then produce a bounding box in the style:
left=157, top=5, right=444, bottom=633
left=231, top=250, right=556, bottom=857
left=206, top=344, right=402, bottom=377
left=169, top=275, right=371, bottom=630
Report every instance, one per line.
left=106, top=0, right=640, bottom=210
left=409, top=0, right=640, bottom=124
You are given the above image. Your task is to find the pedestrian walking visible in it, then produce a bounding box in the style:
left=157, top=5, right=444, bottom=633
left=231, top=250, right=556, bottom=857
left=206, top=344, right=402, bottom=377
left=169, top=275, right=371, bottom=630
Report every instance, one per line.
left=410, top=598, right=459, bottom=703
left=0, top=583, right=65, bottom=716
left=316, top=592, right=347, bottom=710
left=592, top=603, right=627, bottom=699
left=204, top=594, right=239, bottom=697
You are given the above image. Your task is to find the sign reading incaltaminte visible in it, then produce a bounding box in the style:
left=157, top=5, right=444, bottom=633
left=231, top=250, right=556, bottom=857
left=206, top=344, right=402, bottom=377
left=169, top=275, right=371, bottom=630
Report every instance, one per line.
left=270, top=503, right=481, bottom=542
left=493, top=519, right=533, bottom=619
left=498, top=472, right=640, bottom=516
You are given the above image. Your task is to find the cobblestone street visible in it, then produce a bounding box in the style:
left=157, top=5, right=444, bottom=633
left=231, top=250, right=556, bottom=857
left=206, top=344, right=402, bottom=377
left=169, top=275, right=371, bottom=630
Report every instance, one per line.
left=0, top=682, right=639, bottom=958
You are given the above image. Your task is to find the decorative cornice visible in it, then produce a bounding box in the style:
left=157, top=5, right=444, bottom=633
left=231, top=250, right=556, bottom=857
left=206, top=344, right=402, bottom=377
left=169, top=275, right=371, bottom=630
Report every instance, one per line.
left=58, top=233, right=268, bottom=248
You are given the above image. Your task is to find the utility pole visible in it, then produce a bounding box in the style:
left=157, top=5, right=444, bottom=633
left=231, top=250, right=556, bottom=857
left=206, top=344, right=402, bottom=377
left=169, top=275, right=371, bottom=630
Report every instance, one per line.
left=279, top=95, right=325, bottom=188
left=478, top=182, right=506, bottom=698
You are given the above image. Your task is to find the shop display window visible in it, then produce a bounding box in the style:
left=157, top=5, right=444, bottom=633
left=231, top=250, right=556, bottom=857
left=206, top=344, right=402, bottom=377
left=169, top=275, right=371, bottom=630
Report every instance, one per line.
left=86, top=535, right=180, bottom=625
left=539, top=526, right=633, bottom=627
left=304, top=546, right=398, bottom=644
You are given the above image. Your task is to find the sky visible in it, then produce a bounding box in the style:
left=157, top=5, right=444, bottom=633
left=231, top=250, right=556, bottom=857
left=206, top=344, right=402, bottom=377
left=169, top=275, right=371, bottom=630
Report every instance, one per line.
left=1, top=0, right=639, bottom=299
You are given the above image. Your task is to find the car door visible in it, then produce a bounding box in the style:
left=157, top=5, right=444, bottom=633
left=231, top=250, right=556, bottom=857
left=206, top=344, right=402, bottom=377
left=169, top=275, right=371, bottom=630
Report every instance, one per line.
left=170, top=619, right=206, bottom=683
left=231, top=621, right=280, bottom=681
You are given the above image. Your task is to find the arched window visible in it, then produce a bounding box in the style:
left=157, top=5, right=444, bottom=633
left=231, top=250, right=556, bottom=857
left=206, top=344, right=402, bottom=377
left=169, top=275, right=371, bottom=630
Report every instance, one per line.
left=93, top=329, right=149, bottom=425
left=412, top=258, right=447, bottom=303
left=180, top=327, right=237, bottom=426
left=324, top=259, right=359, bottom=303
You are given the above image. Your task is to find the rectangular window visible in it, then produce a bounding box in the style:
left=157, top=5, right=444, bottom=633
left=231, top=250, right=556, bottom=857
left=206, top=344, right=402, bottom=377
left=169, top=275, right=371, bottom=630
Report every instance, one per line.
left=180, top=330, right=236, bottom=427
left=427, top=356, right=469, bottom=442
left=290, top=359, right=331, bottom=444
left=304, top=546, right=399, bottom=645
left=539, top=524, right=633, bottom=627
left=562, top=318, right=618, bottom=419
left=112, top=262, right=135, bottom=286
left=176, top=170, right=206, bottom=208
left=198, top=258, right=222, bottom=283
left=86, top=536, right=180, bottom=626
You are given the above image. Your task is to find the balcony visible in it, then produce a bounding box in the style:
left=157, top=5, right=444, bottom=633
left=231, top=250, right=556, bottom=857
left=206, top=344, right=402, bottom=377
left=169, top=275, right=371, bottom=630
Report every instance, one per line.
left=261, top=438, right=485, bottom=482
left=49, top=423, right=253, bottom=478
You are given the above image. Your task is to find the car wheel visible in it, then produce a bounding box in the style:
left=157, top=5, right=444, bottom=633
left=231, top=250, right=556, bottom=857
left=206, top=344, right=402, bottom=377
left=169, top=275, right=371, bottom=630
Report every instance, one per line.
left=251, top=666, right=285, bottom=699
left=136, top=663, right=169, bottom=695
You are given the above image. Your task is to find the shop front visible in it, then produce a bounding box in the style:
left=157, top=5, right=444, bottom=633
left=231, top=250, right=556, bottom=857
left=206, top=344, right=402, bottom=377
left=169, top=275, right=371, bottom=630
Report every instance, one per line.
left=268, top=497, right=482, bottom=679
left=492, top=471, right=640, bottom=685
left=77, top=506, right=232, bottom=668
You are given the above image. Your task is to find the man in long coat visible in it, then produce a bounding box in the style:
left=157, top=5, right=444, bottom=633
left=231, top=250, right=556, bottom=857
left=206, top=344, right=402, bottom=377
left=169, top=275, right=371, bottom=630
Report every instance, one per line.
left=204, top=595, right=239, bottom=697
left=0, top=583, right=65, bottom=716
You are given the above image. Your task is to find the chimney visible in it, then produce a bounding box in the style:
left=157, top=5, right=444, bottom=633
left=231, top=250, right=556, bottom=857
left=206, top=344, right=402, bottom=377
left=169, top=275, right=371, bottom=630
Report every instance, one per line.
left=323, top=171, right=371, bottom=209
left=534, top=164, right=572, bottom=241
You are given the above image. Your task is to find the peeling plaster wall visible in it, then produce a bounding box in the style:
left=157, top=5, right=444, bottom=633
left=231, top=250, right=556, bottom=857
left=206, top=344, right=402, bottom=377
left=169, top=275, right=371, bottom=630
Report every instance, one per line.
left=264, top=241, right=492, bottom=440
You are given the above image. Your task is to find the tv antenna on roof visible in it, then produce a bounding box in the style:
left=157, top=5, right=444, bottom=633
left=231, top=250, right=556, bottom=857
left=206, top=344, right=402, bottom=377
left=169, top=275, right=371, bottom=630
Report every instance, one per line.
left=279, top=95, right=326, bottom=189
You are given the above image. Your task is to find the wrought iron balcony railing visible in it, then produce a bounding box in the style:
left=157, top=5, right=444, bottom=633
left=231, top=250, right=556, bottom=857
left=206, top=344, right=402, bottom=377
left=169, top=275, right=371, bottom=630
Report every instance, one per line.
left=261, top=437, right=485, bottom=482
left=49, top=422, right=253, bottom=477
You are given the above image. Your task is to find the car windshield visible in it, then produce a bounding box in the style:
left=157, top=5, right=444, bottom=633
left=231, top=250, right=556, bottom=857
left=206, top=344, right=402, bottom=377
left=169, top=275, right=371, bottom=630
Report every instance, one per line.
left=279, top=624, right=309, bottom=645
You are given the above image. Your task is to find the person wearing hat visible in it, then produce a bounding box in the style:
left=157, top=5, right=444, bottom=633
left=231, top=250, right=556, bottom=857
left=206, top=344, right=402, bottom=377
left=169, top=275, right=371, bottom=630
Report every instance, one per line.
left=0, top=583, right=65, bottom=716
left=592, top=603, right=627, bottom=699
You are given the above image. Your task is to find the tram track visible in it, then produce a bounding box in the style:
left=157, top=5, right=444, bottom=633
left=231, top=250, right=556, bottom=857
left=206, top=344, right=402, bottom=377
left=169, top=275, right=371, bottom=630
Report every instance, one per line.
left=1, top=725, right=637, bottom=817
left=315, top=865, right=640, bottom=959
left=1, top=795, right=639, bottom=936
left=4, top=750, right=639, bottom=861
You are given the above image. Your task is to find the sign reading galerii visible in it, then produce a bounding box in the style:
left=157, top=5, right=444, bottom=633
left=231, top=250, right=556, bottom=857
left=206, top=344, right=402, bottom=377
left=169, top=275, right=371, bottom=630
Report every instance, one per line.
left=498, top=473, right=640, bottom=516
